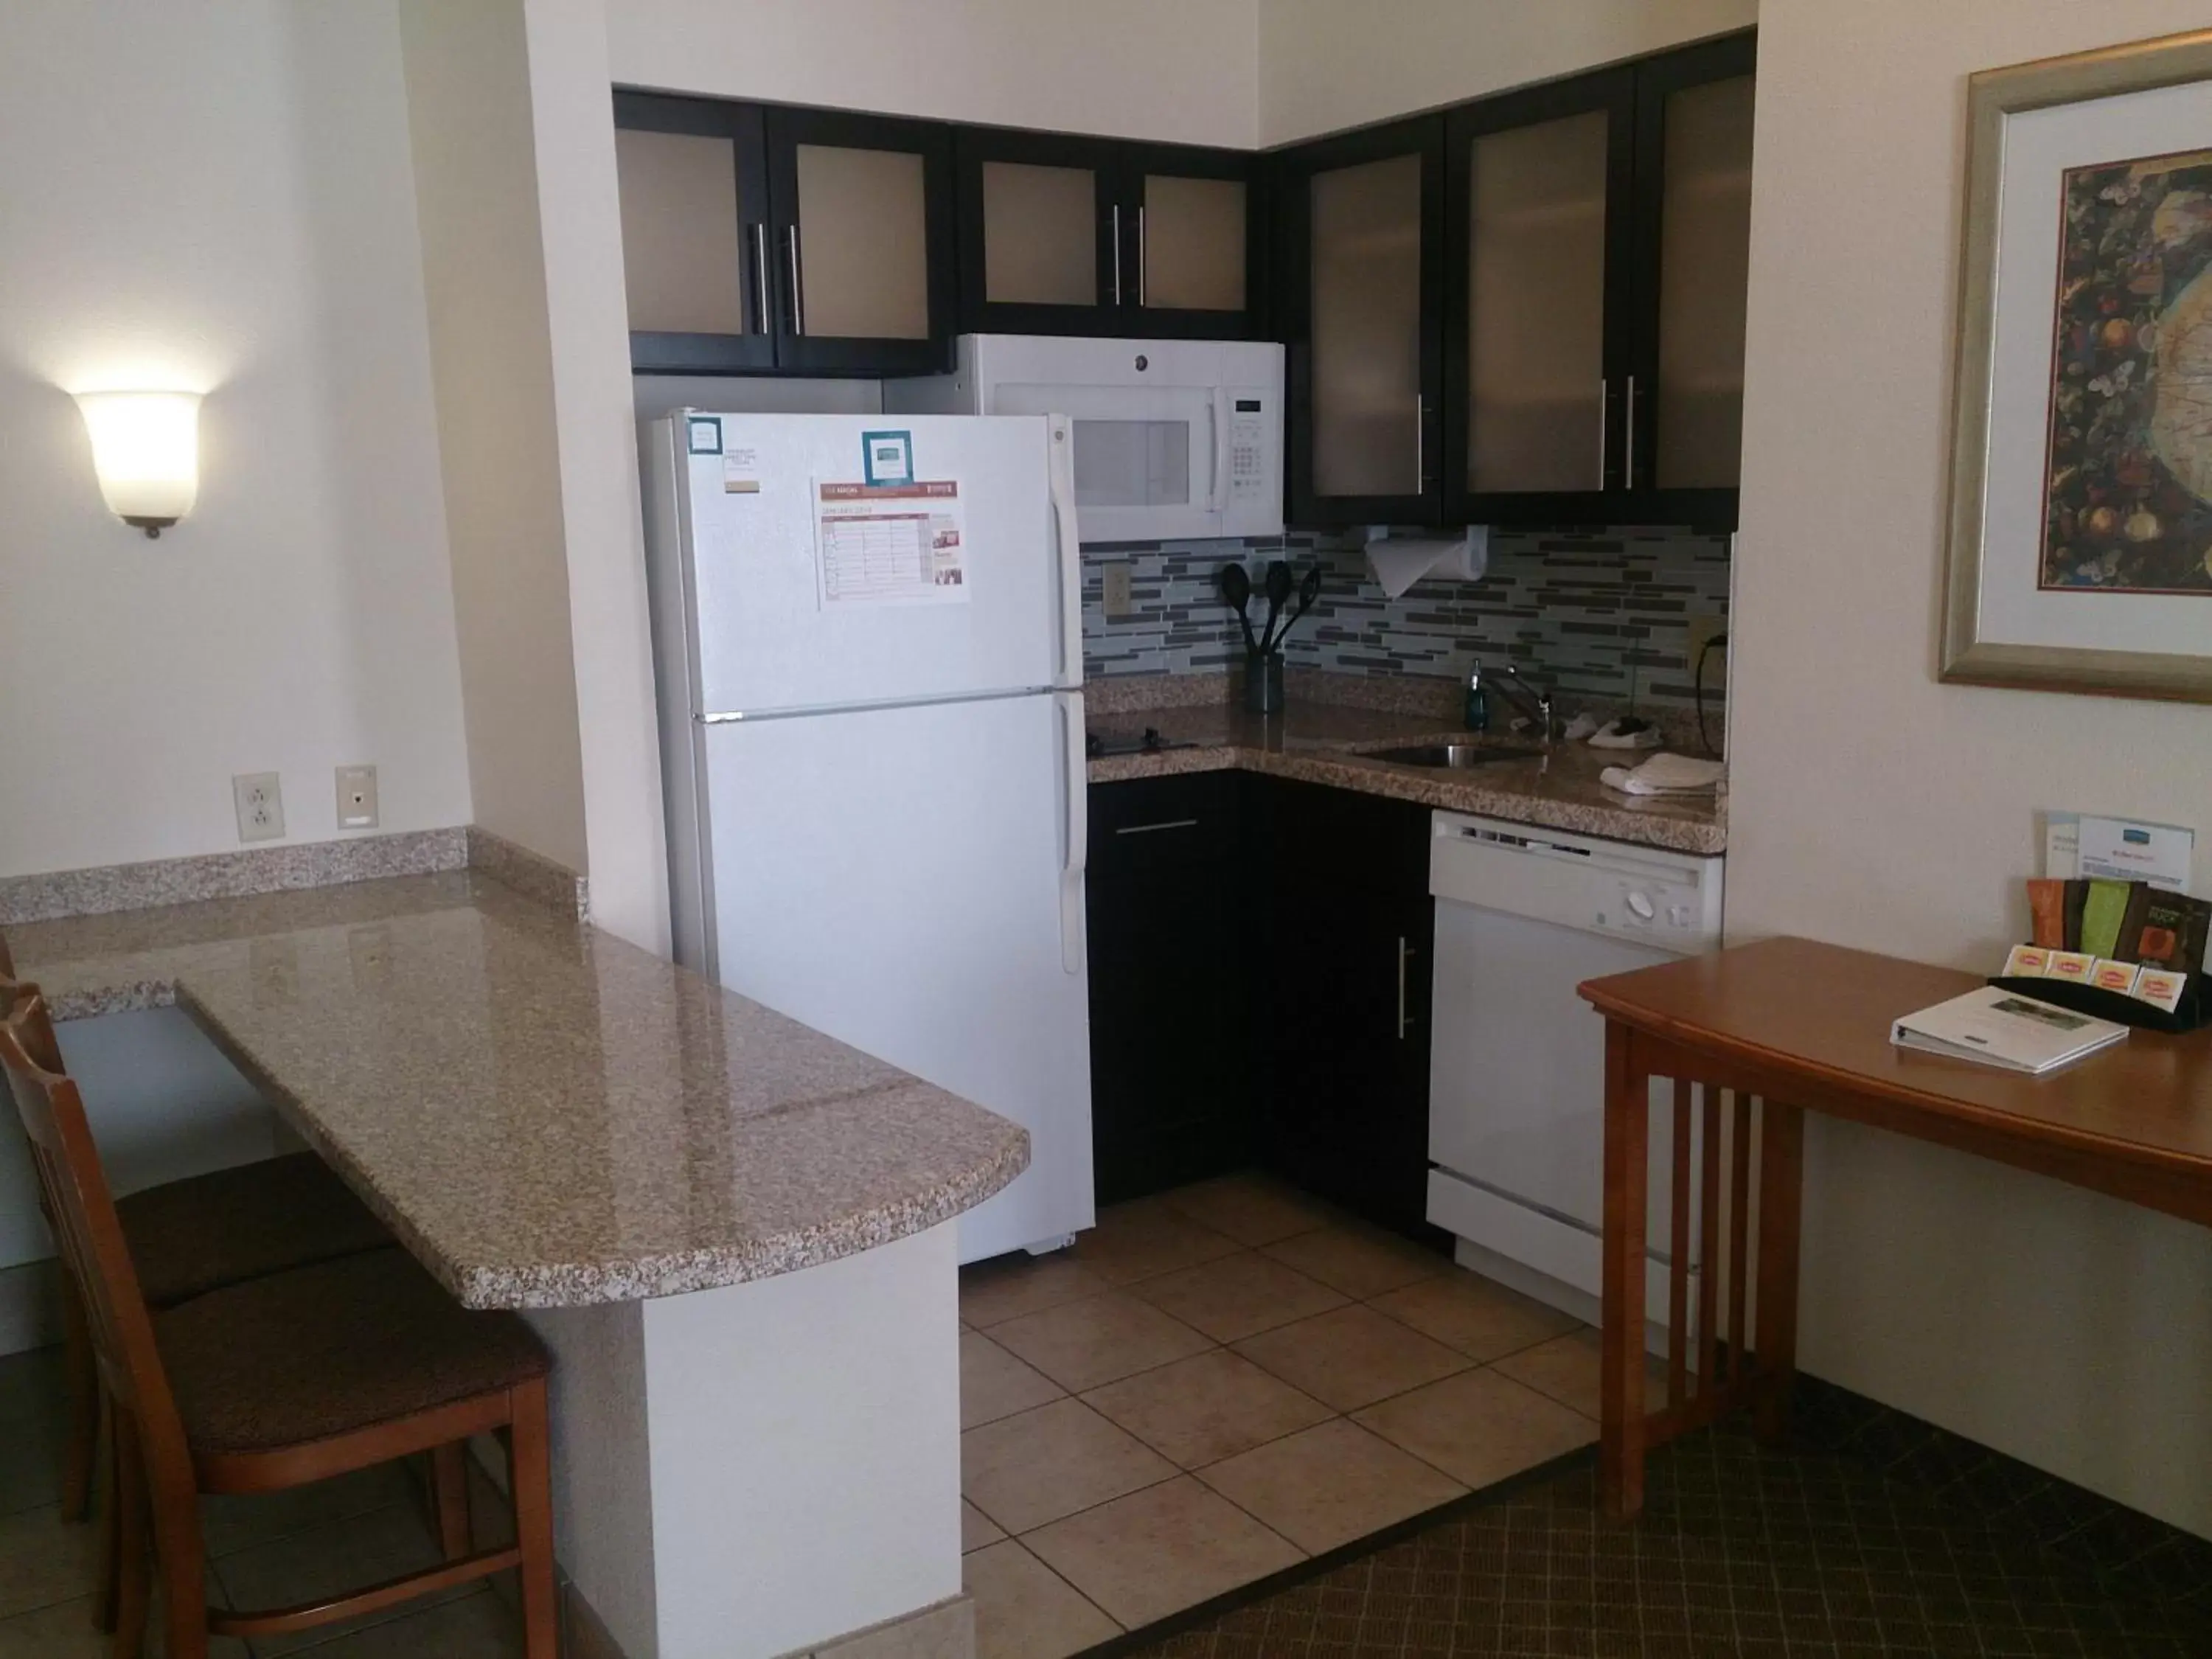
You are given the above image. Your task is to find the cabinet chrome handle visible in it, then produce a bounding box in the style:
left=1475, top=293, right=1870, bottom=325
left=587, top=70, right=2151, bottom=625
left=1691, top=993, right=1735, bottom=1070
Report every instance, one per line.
left=1136, top=205, right=1147, bottom=307
left=1624, top=375, right=1639, bottom=487
left=1110, top=205, right=1122, bottom=306
left=1396, top=936, right=1412, bottom=1040
left=787, top=226, right=805, bottom=336
left=1113, top=818, right=1199, bottom=836
left=1413, top=395, right=1425, bottom=492
left=749, top=223, right=769, bottom=335
left=1598, top=378, right=1610, bottom=486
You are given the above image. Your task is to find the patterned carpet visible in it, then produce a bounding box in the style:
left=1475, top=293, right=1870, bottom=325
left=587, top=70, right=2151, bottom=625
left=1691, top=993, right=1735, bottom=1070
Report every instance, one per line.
left=1114, top=1423, right=2210, bottom=1658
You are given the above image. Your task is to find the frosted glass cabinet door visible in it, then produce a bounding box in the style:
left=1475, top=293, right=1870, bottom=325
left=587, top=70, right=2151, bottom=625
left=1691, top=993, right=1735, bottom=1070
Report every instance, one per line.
left=1310, top=153, right=1426, bottom=501
left=982, top=161, right=1099, bottom=307
left=792, top=144, right=931, bottom=339
left=1652, top=72, right=1755, bottom=490
left=1465, top=111, right=1612, bottom=495
left=1141, top=173, right=1245, bottom=313
left=616, top=128, right=750, bottom=335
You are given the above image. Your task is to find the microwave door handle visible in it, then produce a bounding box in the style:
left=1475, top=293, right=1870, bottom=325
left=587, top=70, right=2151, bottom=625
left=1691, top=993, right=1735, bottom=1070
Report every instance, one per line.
left=1208, top=389, right=1230, bottom=514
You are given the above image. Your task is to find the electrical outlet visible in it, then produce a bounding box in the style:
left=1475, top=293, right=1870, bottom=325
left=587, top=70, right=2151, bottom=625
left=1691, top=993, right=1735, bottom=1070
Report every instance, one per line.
left=1686, top=613, right=1729, bottom=689
left=336, top=764, right=379, bottom=830
left=232, top=773, right=285, bottom=843
left=1102, top=561, right=1134, bottom=620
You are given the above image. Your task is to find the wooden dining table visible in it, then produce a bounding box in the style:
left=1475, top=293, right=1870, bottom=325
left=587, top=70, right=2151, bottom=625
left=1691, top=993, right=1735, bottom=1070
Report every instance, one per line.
left=1577, top=934, right=2212, bottom=1520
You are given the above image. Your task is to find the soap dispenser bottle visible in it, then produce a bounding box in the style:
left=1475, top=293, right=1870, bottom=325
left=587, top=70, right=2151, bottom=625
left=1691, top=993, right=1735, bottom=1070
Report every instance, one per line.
left=1464, top=663, right=1489, bottom=733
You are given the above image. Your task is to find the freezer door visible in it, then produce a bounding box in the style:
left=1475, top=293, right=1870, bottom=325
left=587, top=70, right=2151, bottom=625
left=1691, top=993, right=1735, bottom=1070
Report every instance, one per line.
left=702, top=692, right=1094, bottom=1261
left=680, top=412, right=1079, bottom=714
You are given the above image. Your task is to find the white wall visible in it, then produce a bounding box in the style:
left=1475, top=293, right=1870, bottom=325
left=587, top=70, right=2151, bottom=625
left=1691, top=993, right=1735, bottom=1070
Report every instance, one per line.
left=1259, top=0, right=1756, bottom=145
left=605, top=0, right=1259, bottom=148
left=0, top=0, right=471, bottom=877
left=1731, top=0, right=2212, bottom=1538
left=399, top=0, right=593, bottom=879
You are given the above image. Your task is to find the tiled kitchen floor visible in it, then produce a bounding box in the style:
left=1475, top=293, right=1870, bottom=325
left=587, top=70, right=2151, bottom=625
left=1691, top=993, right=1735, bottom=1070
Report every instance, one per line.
left=959, top=1174, right=1639, bottom=1658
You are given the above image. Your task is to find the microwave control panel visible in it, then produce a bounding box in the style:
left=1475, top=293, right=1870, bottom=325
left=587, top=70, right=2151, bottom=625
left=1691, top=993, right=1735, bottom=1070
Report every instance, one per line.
left=1223, top=388, right=1279, bottom=524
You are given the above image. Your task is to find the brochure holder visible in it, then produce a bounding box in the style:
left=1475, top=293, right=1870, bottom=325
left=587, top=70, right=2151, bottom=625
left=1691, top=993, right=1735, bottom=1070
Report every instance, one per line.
left=1988, top=966, right=2211, bottom=1034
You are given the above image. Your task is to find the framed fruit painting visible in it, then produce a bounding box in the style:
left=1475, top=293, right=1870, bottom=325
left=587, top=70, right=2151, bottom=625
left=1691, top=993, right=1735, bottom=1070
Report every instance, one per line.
left=1944, top=29, right=2212, bottom=700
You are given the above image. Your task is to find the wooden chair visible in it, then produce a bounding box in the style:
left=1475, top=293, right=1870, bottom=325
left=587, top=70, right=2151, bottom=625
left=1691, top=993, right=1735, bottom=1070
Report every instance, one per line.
left=0, top=933, right=393, bottom=1523
left=0, top=992, right=559, bottom=1659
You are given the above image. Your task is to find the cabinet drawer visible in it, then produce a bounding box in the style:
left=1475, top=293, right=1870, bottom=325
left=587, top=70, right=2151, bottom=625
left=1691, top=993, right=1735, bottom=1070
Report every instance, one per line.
left=1088, top=771, right=1241, bottom=877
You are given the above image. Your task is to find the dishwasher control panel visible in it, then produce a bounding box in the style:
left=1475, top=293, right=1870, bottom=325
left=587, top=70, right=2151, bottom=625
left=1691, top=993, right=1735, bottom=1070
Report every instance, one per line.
left=1428, top=812, right=1725, bottom=952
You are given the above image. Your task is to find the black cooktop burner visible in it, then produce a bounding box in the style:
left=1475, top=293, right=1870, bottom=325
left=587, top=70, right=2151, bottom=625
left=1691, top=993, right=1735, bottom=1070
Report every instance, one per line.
left=1085, top=726, right=1197, bottom=758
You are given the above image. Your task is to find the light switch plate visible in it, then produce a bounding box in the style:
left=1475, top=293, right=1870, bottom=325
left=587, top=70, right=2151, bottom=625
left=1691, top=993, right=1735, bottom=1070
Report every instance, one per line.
left=1102, top=562, right=1134, bottom=620
left=233, top=773, right=285, bottom=843
left=336, top=764, right=379, bottom=830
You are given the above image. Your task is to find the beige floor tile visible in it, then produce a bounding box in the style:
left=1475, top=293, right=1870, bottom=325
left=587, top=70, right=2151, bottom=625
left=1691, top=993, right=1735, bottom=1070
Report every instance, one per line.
left=212, top=1501, right=475, bottom=1656
left=1069, top=1201, right=1242, bottom=1286
left=1492, top=1327, right=1666, bottom=1419
left=0, top=1593, right=250, bottom=1659
left=961, top=1499, right=1006, bottom=1554
left=1368, top=1270, right=1582, bottom=1363
left=958, top=1253, right=1110, bottom=1329
left=1233, top=1304, right=1470, bottom=1413
left=1023, top=1476, right=1303, bottom=1630
left=1128, top=1250, right=1346, bottom=1344
left=0, top=1348, right=66, bottom=1521
left=202, top=1461, right=417, bottom=1558
left=964, top=1540, right=1121, bottom=1659
left=1353, top=1367, right=1596, bottom=1489
left=1081, top=1350, right=1335, bottom=1470
left=1259, top=1225, right=1451, bottom=1299
left=0, top=1504, right=97, bottom=1621
left=961, top=1398, right=1177, bottom=1534
left=961, top=1331, right=1065, bottom=1430
left=1159, top=1173, right=1339, bottom=1247
left=987, top=1290, right=1214, bottom=1393
left=283, top=1586, right=520, bottom=1658
left=1197, top=1419, right=1467, bottom=1556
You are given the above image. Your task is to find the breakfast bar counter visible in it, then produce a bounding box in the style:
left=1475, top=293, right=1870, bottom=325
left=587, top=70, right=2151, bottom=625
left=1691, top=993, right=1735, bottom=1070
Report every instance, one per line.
left=8, top=862, right=1026, bottom=1659
left=10, top=870, right=1029, bottom=1308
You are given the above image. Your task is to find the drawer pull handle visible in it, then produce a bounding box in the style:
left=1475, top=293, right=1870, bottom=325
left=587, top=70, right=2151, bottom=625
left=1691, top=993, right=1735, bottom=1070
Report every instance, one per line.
left=1113, top=818, right=1200, bottom=836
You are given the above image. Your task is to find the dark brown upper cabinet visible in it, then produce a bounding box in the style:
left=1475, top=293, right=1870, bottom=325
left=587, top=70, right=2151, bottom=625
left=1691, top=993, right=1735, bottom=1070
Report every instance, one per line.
left=1281, top=30, right=1754, bottom=532
left=614, top=92, right=956, bottom=377
left=954, top=128, right=1265, bottom=340
left=1276, top=115, right=1448, bottom=529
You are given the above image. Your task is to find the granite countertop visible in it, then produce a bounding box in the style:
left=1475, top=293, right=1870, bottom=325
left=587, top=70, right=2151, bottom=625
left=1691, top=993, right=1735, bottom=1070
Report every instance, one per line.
left=1087, top=701, right=1726, bottom=856
left=9, top=872, right=1029, bottom=1310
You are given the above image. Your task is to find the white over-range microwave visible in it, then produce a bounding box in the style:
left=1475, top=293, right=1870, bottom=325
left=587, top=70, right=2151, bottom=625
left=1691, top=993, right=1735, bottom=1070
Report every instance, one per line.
left=885, top=335, right=1284, bottom=542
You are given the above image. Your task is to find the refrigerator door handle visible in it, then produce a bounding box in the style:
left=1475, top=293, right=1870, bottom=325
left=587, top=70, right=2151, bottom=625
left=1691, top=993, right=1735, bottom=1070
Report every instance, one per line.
left=1057, top=690, right=1087, bottom=975
left=1046, top=414, right=1082, bottom=689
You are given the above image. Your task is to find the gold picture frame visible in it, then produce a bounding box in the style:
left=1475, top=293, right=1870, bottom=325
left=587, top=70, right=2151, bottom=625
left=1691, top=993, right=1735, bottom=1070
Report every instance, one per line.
left=1942, top=28, right=2212, bottom=701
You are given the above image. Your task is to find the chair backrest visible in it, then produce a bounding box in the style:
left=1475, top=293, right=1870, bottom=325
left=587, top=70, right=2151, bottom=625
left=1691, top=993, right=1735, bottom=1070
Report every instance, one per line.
left=0, top=996, right=188, bottom=1461
left=0, top=952, right=66, bottom=1072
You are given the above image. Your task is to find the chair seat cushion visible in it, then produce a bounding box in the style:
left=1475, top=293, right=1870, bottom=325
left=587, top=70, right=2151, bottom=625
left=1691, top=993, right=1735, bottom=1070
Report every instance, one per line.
left=155, top=1248, right=550, bottom=1457
left=117, top=1150, right=393, bottom=1308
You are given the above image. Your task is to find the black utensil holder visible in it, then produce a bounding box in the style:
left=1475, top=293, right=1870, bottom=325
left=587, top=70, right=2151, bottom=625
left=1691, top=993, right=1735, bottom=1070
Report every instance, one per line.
left=1987, top=969, right=2212, bottom=1034
left=1244, top=650, right=1284, bottom=714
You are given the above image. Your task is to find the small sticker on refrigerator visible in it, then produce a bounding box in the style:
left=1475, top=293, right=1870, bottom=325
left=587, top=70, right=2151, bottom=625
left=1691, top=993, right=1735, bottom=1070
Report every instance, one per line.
left=723, top=446, right=761, bottom=494
left=815, top=480, right=968, bottom=607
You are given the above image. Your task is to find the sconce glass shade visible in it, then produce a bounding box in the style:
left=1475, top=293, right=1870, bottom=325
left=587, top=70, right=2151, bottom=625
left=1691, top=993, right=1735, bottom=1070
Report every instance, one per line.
left=74, top=390, right=201, bottom=535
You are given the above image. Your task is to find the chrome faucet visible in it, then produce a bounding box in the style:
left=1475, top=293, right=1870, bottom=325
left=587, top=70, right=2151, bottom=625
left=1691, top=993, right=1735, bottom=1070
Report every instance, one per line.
left=1484, top=664, right=1555, bottom=755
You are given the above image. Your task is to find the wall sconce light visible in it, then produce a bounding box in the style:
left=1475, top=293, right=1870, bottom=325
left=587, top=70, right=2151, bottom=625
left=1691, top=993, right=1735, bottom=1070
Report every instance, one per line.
left=74, top=390, right=201, bottom=538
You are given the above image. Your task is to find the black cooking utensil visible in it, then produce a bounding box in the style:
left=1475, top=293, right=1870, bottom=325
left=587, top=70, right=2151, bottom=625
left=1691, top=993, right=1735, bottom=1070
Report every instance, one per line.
left=1259, top=560, right=1293, bottom=653
left=1218, top=563, right=1259, bottom=654
left=1275, top=563, right=1323, bottom=647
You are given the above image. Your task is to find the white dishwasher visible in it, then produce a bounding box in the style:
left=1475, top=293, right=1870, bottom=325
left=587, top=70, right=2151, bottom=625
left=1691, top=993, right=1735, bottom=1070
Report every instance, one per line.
left=1425, top=810, right=1724, bottom=1338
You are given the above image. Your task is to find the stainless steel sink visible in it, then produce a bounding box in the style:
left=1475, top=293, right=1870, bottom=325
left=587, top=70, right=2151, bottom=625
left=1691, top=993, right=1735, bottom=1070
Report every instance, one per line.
left=1367, top=742, right=1544, bottom=769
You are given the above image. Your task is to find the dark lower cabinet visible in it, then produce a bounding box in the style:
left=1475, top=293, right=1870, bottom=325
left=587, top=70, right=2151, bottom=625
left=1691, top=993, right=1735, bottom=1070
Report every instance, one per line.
left=1086, top=771, right=1443, bottom=1244
left=1085, top=772, right=1248, bottom=1206
left=1248, top=779, right=1441, bottom=1244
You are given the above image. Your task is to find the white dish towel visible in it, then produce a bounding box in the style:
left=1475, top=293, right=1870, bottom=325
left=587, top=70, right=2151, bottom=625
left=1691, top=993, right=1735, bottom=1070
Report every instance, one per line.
left=1599, top=751, right=1726, bottom=796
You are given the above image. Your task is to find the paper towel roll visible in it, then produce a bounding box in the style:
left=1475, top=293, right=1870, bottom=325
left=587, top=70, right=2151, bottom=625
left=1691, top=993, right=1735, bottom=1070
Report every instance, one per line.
left=1363, top=526, right=1489, bottom=599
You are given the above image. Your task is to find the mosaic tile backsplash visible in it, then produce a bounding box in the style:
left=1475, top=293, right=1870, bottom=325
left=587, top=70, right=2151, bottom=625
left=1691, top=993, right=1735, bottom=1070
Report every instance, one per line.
left=1080, top=528, right=1731, bottom=712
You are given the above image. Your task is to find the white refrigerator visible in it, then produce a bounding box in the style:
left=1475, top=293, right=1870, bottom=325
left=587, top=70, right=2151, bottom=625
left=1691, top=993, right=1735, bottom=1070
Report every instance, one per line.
left=641, top=411, right=1094, bottom=1263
